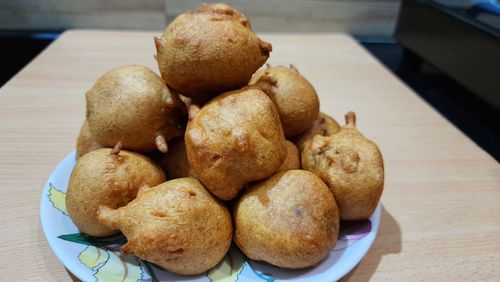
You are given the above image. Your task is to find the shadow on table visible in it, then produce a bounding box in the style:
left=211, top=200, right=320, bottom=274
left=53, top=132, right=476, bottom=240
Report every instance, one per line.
left=341, top=205, right=402, bottom=281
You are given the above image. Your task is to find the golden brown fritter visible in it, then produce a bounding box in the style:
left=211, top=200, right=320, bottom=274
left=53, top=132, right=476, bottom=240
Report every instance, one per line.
left=86, top=65, right=187, bottom=153
left=276, top=140, right=300, bottom=172
left=158, top=137, right=197, bottom=179
left=66, top=145, right=166, bottom=237
left=185, top=87, right=287, bottom=201
left=293, top=112, right=341, bottom=151
left=301, top=112, right=384, bottom=220
left=155, top=3, right=272, bottom=101
left=249, top=65, right=319, bottom=137
left=234, top=170, right=339, bottom=269
left=76, top=119, right=102, bottom=159
left=97, top=178, right=232, bottom=275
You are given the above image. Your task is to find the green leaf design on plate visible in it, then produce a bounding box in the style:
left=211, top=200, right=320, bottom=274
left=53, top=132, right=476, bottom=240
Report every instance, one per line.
left=58, top=233, right=127, bottom=246
left=208, top=247, right=245, bottom=282
left=94, top=251, right=143, bottom=282
left=79, top=246, right=109, bottom=270
left=142, top=261, right=160, bottom=282
left=48, top=183, right=67, bottom=215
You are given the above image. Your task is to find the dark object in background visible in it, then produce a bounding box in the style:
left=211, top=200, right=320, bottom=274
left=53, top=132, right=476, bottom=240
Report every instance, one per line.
left=0, top=32, right=56, bottom=86
left=393, top=0, right=500, bottom=161
left=395, top=0, right=500, bottom=111
left=361, top=41, right=500, bottom=161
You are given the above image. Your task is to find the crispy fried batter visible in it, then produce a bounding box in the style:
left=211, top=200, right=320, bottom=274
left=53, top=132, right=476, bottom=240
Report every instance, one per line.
left=301, top=112, right=384, bottom=220
left=97, top=178, right=232, bottom=275
left=185, top=87, right=286, bottom=200
left=158, top=137, right=197, bottom=179
left=293, top=112, right=341, bottom=152
left=234, top=170, right=339, bottom=268
left=276, top=140, right=300, bottom=172
left=66, top=147, right=166, bottom=236
left=155, top=3, right=271, bottom=101
left=86, top=65, right=187, bottom=153
left=250, top=65, right=319, bottom=137
left=76, top=119, right=102, bottom=159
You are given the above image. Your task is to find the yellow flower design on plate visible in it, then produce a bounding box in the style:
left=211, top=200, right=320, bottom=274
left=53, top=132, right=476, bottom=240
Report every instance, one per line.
left=79, top=246, right=109, bottom=270
left=78, top=246, right=143, bottom=282
left=208, top=247, right=245, bottom=282
left=48, top=183, right=67, bottom=215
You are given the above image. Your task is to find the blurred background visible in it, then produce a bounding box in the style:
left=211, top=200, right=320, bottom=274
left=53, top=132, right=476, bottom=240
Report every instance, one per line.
left=0, top=0, right=498, bottom=160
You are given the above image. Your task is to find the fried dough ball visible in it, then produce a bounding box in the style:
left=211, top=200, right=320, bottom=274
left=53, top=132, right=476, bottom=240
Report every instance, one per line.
left=301, top=112, right=384, bottom=220
left=86, top=65, right=187, bottom=153
left=155, top=3, right=272, bottom=101
left=185, top=87, right=286, bottom=200
left=66, top=145, right=166, bottom=237
left=276, top=141, right=300, bottom=172
left=178, top=93, right=193, bottom=109
left=158, top=137, right=197, bottom=179
left=249, top=65, right=319, bottom=137
left=293, top=112, right=341, bottom=151
left=234, top=170, right=339, bottom=269
left=97, top=178, right=232, bottom=275
left=76, top=119, right=102, bottom=159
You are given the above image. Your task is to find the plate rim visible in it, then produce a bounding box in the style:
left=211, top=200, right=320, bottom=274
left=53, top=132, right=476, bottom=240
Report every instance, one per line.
left=40, top=150, right=95, bottom=282
left=40, top=150, right=381, bottom=282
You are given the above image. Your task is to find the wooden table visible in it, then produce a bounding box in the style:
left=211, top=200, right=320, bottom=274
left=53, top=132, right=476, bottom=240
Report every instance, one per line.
left=0, top=30, right=498, bottom=281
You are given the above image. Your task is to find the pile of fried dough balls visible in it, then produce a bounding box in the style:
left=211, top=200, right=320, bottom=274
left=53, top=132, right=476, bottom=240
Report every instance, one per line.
left=66, top=3, right=384, bottom=275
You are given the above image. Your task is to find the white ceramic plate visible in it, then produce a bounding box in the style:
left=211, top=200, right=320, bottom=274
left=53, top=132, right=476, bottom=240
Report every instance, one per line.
left=40, top=151, right=381, bottom=282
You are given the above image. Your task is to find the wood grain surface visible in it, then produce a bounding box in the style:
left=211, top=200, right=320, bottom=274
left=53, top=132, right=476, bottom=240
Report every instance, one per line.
left=166, top=0, right=400, bottom=35
left=0, top=0, right=166, bottom=30
left=0, top=30, right=498, bottom=281
left=1, top=0, right=399, bottom=36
